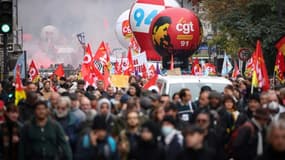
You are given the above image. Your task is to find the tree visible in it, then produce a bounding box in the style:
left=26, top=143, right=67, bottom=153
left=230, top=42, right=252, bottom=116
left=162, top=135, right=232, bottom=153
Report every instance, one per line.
left=202, top=0, right=285, bottom=74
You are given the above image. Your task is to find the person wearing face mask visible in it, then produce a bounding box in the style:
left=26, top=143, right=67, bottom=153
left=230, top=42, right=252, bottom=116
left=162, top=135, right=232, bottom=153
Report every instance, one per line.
left=54, top=96, right=80, bottom=153
left=161, top=116, right=183, bottom=160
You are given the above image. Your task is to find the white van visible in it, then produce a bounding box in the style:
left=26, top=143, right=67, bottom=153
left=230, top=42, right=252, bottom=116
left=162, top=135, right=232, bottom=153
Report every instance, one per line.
left=156, top=75, right=232, bottom=100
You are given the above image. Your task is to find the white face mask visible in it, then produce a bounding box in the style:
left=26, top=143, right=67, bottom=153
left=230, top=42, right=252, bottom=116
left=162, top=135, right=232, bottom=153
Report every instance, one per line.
left=161, top=126, right=174, bottom=136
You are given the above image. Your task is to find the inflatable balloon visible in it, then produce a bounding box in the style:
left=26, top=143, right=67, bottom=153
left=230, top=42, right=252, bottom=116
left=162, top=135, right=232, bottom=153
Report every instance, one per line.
left=115, top=9, right=133, bottom=48
left=150, top=8, right=202, bottom=58
left=129, top=0, right=180, bottom=61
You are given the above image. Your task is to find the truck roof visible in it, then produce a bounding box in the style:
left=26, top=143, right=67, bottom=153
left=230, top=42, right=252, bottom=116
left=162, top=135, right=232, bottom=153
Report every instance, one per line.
left=158, top=75, right=232, bottom=84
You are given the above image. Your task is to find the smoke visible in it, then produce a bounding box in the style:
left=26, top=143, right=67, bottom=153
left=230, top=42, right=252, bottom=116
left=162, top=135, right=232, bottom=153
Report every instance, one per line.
left=18, top=0, right=132, bottom=67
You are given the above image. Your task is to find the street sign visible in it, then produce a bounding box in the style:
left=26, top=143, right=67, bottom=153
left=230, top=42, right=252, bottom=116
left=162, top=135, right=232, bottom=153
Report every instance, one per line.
left=238, top=48, right=251, bottom=61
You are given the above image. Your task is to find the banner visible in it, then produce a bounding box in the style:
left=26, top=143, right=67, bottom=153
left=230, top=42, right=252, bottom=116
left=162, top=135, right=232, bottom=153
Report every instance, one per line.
left=111, top=75, right=129, bottom=88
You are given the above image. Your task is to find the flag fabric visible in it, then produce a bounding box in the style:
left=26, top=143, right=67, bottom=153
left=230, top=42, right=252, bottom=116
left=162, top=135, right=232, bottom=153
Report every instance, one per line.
left=103, top=65, right=111, bottom=90
left=15, top=65, right=26, bottom=106
left=129, top=36, right=141, bottom=54
left=191, top=57, right=202, bottom=75
left=148, top=64, right=156, bottom=78
left=114, top=60, right=122, bottom=75
left=81, top=43, right=104, bottom=84
left=54, top=64, right=65, bottom=77
left=275, top=36, right=285, bottom=56
left=251, top=40, right=270, bottom=91
left=28, top=60, right=39, bottom=82
left=94, top=41, right=107, bottom=61
left=221, top=53, right=233, bottom=76
left=124, top=47, right=134, bottom=75
left=13, top=53, right=26, bottom=79
left=203, top=63, right=216, bottom=76
left=274, top=51, right=285, bottom=84
left=244, top=56, right=255, bottom=78
left=143, top=74, right=158, bottom=90
left=142, top=64, right=148, bottom=79
left=232, top=60, right=240, bottom=79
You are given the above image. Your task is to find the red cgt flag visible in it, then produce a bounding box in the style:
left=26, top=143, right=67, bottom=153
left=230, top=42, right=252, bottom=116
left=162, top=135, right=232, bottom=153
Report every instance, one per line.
left=28, top=60, right=39, bottom=82
left=191, top=57, right=202, bottom=75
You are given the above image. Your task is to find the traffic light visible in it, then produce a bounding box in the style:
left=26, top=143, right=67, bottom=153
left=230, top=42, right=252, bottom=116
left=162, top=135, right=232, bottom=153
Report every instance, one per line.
left=0, top=0, right=13, bottom=34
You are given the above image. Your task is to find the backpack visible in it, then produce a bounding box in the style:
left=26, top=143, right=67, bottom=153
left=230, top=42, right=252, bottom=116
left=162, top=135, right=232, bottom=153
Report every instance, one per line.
left=225, top=121, right=255, bottom=156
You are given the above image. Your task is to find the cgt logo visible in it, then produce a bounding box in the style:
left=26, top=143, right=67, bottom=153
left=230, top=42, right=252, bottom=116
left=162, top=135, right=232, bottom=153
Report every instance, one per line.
left=122, top=20, right=133, bottom=38
left=176, top=22, right=195, bottom=34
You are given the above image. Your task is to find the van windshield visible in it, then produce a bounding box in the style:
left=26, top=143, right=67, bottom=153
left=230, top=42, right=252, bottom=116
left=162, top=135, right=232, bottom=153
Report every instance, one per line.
left=168, top=83, right=228, bottom=101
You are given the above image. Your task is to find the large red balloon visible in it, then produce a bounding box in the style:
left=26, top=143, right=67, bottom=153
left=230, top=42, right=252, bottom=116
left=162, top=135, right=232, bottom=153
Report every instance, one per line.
left=129, top=0, right=181, bottom=61
left=150, top=8, right=202, bottom=58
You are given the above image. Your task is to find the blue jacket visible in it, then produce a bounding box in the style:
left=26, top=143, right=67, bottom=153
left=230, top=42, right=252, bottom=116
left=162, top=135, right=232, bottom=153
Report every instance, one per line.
left=75, top=133, right=118, bottom=160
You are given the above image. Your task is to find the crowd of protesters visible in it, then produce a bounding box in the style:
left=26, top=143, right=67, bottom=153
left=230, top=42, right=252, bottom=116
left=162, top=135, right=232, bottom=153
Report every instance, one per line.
left=0, top=74, right=285, bottom=160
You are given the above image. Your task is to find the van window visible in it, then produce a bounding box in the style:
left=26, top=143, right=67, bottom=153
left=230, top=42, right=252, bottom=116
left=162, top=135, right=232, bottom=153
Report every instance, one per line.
left=168, top=83, right=228, bottom=101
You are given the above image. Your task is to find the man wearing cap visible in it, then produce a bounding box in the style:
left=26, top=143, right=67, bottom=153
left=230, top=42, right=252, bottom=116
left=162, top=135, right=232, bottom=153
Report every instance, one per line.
left=177, top=125, right=215, bottom=160
left=231, top=108, right=270, bottom=160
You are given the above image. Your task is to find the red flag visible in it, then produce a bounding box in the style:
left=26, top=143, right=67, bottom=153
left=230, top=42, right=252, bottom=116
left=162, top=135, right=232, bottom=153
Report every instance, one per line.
left=275, top=36, right=285, bottom=56
left=148, top=64, right=156, bottom=78
left=15, top=65, right=26, bottom=106
left=129, top=36, right=141, bottom=53
left=114, top=60, right=122, bottom=75
left=28, top=60, right=39, bottom=82
left=54, top=64, right=64, bottom=77
left=142, top=64, right=148, bottom=79
left=274, top=51, right=285, bottom=84
left=94, top=41, right=107, bottom=61
left=124, top=47, right=134, bottom=75
left=143, top=74, right=158, bottom=89
left=191, top=57, right=202, bottom=75
left=232, top=61, right=240, bottom=79
left=252, top=40, right=270, bottom=91
left=170, top=54, right=174, bottom=70
left=81, top=43, right=104, bottom=84
left=103, top=65, right=111, bottom=90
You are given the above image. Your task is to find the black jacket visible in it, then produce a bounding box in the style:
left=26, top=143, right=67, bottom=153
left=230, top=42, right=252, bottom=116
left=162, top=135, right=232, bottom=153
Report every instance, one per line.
left=176, top=147, right=216, bottom=160
left=232, top=120, right=266, bottom=160
left=256, top=146, right=285, bottom=160
left=132, top=139, right=165, bottom=160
